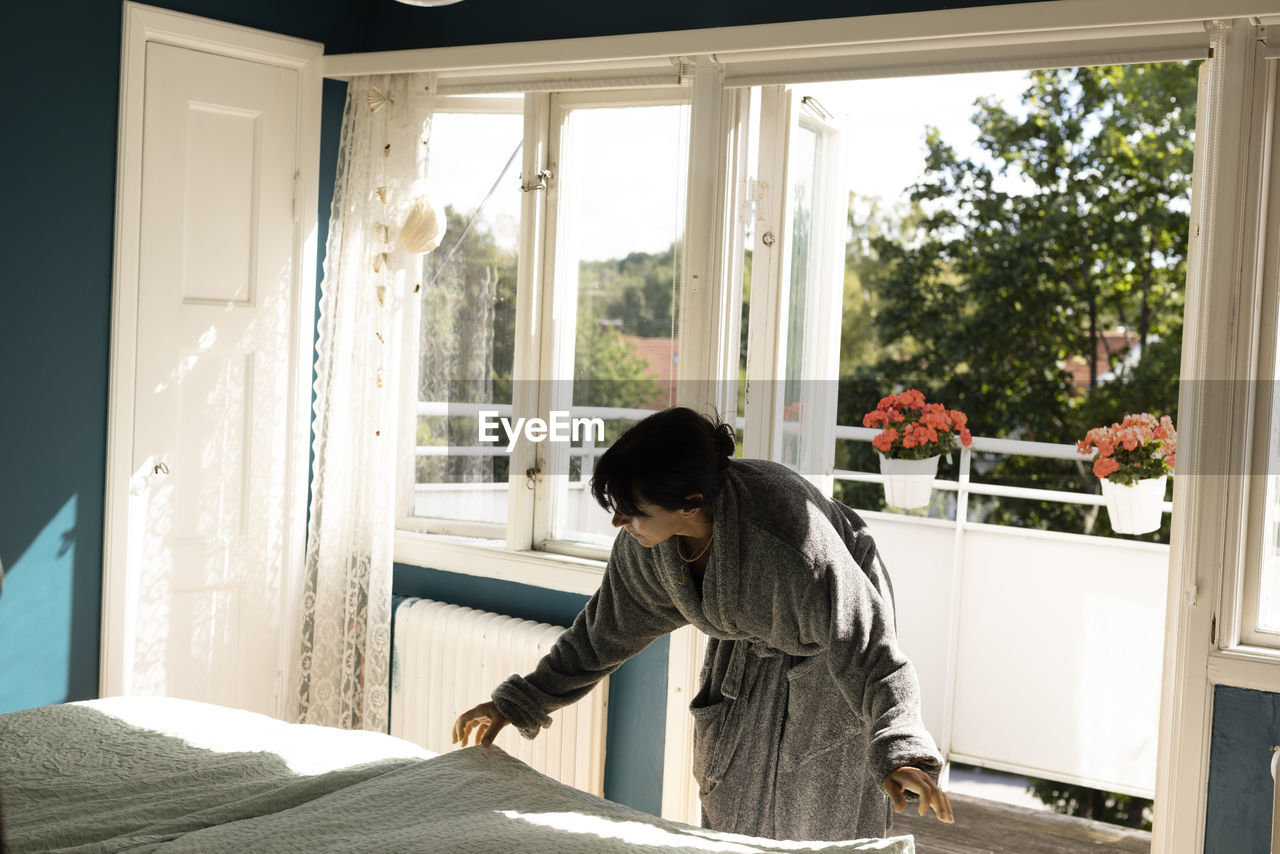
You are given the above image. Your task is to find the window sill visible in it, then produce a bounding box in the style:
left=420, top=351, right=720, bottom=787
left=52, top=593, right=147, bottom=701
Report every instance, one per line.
left=1207, top=645, right=1280, bottom=694
left=394, top=529, right=607, bottom=596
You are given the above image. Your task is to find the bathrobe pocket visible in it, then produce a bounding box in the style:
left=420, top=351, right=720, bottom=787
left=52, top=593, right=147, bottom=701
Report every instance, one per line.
left=689, top=639, right=790, bottom=838
left=689, top=699, right=733, bottom=796
left=688, top=639, right=786, bottom=796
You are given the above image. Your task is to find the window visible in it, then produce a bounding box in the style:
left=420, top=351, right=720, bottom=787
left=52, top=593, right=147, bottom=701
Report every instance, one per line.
left=366, top=14, right=1277, bottom=848
left=403, top=97, right=524, bottom=539
left=538, top=92, right=690, bottom=549
left=400, top=89, right=691, bottom=555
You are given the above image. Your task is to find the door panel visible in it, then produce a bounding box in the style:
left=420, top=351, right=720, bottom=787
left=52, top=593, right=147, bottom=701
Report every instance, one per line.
left=128, top=42, right=299, bottom=716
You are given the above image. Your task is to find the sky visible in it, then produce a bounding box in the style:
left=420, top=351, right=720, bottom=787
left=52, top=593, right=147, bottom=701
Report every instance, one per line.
left=426, top=70, right=1033, bottom=262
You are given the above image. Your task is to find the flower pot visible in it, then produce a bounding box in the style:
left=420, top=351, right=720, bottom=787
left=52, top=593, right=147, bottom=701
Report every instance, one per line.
left=878, top=454, right=940, bottom=509
left=1100, top=475, right=1167, bottom=535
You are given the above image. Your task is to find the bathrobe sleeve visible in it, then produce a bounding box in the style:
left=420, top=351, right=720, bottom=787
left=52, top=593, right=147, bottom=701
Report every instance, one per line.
left=491, top=534, right=687, bottom=739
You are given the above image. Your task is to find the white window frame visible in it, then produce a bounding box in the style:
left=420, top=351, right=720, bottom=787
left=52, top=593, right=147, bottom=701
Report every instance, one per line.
left=323, top=4, right=1280, bottom=848
left=396, top=85, right=695, bottom=548
left=532, top=87, right=695, bottom=557
left=1239, top=51, right=1280, bottom=654
left=394, top=93, right=525, bottom=545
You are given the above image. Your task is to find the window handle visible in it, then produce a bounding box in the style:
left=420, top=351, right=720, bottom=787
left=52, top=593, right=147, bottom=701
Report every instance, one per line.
left=521, top=169, right=552, bottom=192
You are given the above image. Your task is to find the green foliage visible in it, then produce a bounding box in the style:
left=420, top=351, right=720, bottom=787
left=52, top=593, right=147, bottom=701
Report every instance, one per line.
left=842, top=63, right=1197, bottom=537
left=573, top=248, right=673, bottom=412
left=1026, top=778, right=1153, bottom=830
left=416, top=205, right=517, bottom=484
left=573, top=323, right=662, bottom=410
left=580, top=247, right=678, bottom=338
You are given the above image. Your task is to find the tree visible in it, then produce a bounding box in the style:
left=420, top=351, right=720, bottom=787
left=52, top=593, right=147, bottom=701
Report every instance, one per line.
left=581, top=246, right=678, bottom=338
left=841, top=63, right=1196, bottom=534
left=417, top=205, right=517, bottom=484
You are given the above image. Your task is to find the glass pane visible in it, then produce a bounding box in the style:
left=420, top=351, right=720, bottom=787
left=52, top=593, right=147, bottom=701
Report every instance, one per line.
left=736, top=88, right=762, bottom=459
left=412, top=108, right=523, bottom=528
left=1261, top=439, right=1280, bottom=631
left=780, top=122, right=820, bottom=471
left=553, top=102, right=688, bottom=545
left=819, top=66, right=1193, bottom=538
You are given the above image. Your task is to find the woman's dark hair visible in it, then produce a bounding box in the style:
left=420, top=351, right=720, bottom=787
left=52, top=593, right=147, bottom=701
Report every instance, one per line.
left=590, top=407, right=735, bottom=517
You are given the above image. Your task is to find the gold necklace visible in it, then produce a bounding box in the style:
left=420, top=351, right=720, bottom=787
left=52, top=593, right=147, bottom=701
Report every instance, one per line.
left=675, top=530, right=716, bottom=583
left=676, top=533, right=712, bottom=563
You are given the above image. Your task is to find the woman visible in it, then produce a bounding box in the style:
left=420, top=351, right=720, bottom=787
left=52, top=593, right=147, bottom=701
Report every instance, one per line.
left=452, top=407, right=953, bottom=841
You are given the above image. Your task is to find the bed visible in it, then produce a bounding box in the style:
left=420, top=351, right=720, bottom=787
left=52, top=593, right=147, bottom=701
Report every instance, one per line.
left=0, top=696, right=913, bottom=853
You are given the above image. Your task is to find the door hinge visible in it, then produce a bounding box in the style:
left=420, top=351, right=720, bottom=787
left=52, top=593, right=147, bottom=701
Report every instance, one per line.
left=291, top=171, right=301, bottom=220
left=1210, top=614, right=1217, bottom=646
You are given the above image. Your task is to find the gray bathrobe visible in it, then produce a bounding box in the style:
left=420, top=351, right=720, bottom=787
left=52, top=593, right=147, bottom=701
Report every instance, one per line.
left=492, top=458, right=942, bottom=841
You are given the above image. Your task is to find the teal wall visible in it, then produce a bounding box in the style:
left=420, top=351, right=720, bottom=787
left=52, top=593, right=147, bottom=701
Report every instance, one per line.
left=1204, top=685, right=1280, bottom=854
left=354, top=0, right=1025, bottom=51
left=0, top=0, right=359, bottom=715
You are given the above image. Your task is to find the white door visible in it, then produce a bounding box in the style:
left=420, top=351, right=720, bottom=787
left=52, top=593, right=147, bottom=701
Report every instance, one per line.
left=108, top=30, right=314, bottom=718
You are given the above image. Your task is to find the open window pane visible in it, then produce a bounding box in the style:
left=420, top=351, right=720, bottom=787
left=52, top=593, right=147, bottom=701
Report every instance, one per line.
left=781, top=105, right=843, bottom=479
left=743, top=88, right=844, bottom=478
left=411, top=106, right=523, bottom=530
left=1259, top=474, right=1280, bottom=633
left=546, top=100, right=688, bottom=546
left=805, top=63, right=1195, bottom=808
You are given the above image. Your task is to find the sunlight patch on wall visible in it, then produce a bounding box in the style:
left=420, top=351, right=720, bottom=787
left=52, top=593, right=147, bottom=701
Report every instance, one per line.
left=0, top=494, right=77, bottom=712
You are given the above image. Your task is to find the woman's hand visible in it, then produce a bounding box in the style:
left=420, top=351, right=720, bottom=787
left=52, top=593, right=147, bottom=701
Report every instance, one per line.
left=881, top=766, right=955, bottom=824
left=451, top=701, right=510, bottom=747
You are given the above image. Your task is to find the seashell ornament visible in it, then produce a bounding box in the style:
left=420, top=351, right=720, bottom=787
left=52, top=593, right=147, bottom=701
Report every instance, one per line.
left=399, top=194, right=447, bottom=254
left=367, top=87, right=392, bottom=114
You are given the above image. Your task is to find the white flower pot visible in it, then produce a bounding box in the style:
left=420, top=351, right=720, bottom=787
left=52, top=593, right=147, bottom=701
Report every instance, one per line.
left=1100, top=475, right=1167, bottom=535
left=879, top=454, right=940, bottom=509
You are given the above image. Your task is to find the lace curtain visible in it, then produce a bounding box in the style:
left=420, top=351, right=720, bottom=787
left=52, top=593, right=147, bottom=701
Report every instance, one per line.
left=296, top=73, right=436, bottom=731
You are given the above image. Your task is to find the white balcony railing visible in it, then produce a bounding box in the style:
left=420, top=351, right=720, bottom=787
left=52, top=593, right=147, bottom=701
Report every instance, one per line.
left=412, top=402, right=1169, bottom=798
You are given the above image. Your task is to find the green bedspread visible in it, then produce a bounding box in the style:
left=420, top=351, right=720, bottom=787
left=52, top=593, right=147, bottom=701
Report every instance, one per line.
left=0, top=697, right=913, bottom=853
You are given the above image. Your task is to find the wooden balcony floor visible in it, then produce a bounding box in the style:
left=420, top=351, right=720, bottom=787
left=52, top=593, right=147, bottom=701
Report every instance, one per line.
left=890, top=793, right=1151, bottom=854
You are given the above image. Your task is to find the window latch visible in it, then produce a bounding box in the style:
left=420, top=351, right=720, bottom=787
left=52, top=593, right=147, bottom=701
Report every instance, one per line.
left=521, top=169, right=552, bottom=193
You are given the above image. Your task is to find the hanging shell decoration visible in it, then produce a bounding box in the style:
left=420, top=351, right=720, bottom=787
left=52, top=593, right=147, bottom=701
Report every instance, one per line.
left=399, top=194, right=447, bottom=254
left=374, top=222, right=390, bottom=244
left=376, top=186, right=388, bottom=205
left=372, top=252, right=390, bottom=273
left=367, top=86, right=392, bottom=114
left=376, top=284, right=387, bottom=306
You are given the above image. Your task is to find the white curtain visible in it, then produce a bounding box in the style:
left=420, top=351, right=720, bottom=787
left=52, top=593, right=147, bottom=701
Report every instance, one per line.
left=296, top=73, right=436, bottom=731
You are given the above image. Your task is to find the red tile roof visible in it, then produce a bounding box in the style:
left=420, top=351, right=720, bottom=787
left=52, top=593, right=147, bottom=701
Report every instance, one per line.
left=1062, top=330, right=1141, bottom=389
left=620, top=334, right=679, bottom=409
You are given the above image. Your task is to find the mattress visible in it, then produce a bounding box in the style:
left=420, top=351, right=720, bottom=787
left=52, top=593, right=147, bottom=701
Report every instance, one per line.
left=0, top=696, right=913, bottom=853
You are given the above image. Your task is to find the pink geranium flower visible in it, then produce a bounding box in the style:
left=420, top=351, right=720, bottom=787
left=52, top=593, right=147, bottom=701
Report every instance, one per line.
left=1078, top=412, right=1177, bottom=486
left=862, top=389, right=972, bottom=461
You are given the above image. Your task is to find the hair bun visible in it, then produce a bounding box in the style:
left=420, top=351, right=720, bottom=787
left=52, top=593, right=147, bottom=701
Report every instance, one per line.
left=713, top=419, right=735, bottom=463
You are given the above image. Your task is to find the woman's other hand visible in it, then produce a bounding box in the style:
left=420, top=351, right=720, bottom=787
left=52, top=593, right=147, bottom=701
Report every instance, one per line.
left=882, top=766, right=955, bottom=824
left=451, top=701, right=510, bottom=747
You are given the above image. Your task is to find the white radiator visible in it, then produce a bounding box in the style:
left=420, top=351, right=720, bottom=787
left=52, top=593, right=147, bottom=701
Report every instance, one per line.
left=390, top=597, right=608, bottom=796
